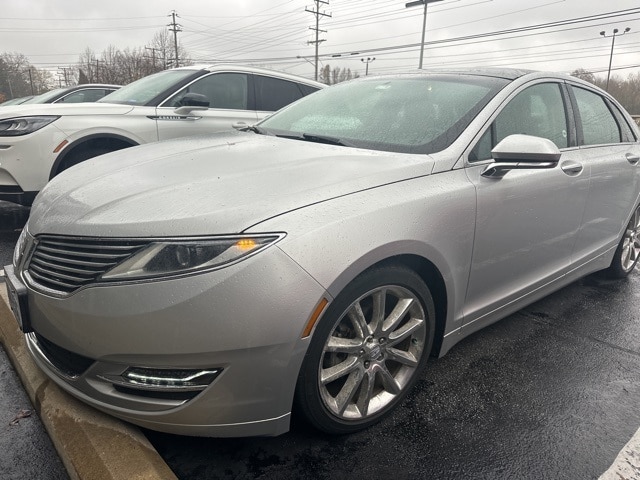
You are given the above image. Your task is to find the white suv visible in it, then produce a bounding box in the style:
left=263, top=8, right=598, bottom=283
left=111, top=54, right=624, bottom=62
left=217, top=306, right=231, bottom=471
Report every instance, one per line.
left=0, top=65, right=324, bottom=205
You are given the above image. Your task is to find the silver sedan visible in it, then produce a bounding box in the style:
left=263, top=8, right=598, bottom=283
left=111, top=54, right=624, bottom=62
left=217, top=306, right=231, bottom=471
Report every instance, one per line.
left=5, top=69, right=640, bottom=437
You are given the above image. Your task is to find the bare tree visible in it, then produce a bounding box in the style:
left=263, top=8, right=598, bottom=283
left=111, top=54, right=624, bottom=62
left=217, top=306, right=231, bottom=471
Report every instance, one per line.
left=319, top=64, right=359, bottom=85
left=0, top=53, right=53, bottom=100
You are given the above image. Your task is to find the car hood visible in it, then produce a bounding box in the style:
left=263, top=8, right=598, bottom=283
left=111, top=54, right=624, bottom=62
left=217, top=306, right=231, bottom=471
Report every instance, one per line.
left=0, top=102, right=135, bottom=118
left=28, top=131, right=434, bottom=237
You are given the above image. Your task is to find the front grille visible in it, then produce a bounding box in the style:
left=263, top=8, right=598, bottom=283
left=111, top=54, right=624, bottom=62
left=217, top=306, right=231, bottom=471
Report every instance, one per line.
left=27, top=235, right=148, bottom=294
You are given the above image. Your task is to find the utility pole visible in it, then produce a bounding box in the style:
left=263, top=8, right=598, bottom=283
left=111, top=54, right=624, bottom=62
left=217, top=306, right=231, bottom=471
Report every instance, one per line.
left=145, top=46, right=161, bottom=71
left=168, top=11, right=182, bottom=68
left=94, top=59, right=105, bottom=83
left=306, top=1, right=331, bottom=81
left=28, top=68, right=34, bottom=95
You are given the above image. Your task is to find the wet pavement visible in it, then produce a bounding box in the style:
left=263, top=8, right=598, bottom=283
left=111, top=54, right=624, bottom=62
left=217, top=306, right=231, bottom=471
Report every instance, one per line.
left=0, top=201, right=68, bottom=480
left=1, top=200, right=638, bottom=479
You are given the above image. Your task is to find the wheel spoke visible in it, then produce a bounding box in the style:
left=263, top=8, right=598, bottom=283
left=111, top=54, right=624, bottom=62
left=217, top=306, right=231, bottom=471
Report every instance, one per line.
left=355, top=370, right=375, bottom=417
left=387, top=318, right=424, bottom=347
left=371, top=289, right=386, bottom=335
left=382, top=297, right=414, bottom=335
left=385, top=347, right=419, bottom=367
left=321, top=356, right=360, bottom=384
left=334, top=369, right=365, bottom=415
left=326, top=336, right=364, bottom=354
left=378, top=363, right=401, bottom=395
left=348, top=302, right=370, bottom=338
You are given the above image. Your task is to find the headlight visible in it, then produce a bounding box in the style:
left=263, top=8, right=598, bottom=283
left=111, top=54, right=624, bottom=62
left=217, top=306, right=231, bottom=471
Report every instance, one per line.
left=101, top=234, right=284, bottom=281
left=0, top=116, right=60, bottom=136
left=13, top=228, right=28, bottom=267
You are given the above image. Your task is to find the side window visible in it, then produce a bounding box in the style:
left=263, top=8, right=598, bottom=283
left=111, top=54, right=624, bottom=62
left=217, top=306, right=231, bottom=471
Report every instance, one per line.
left=572, top=87, right=621, bottom=145
left=165, top=73, right=249, bottom=110
left=58, top=89, right=109, bottom=103
left=470, top=83, right=568, bottom=162
left=254, top=75, right=307, bottom=111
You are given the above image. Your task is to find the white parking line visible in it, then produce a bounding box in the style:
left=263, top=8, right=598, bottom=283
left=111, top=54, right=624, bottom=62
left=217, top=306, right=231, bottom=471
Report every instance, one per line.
left=600, top=427, right=640, bottom=479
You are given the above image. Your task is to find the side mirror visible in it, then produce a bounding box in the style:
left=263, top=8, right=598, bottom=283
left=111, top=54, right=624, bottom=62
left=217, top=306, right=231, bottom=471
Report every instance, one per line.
left=482, top=134, right=561, bottom=178
left=174, top=93, right=209, bottom=115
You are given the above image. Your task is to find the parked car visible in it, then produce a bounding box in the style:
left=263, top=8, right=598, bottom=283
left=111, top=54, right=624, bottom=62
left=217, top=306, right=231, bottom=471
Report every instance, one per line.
left=5, top=69, right=640, bottom=437
left=0, top=65, right=324, bottom=205
left=0, top=96, right=34, bottom=106
left=20, top=84, right=121, bottom=105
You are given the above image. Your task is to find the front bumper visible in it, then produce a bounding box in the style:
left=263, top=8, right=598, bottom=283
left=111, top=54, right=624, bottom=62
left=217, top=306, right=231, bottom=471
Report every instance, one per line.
left=15, top=246, right=328, bottom=436
left=0, top=186, right=37, bottom=206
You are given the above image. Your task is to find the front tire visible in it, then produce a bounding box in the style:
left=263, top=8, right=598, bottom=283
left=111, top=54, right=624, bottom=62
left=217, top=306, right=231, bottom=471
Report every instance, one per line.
left=606, top=204, right=640, bottom=278
left=295, top=265, right=435, bottom=434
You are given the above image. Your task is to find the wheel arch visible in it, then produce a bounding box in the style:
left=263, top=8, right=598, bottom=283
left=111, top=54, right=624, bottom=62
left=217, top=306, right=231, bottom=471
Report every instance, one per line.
left=315, top=251, right=450, bottom=358
left=362, top=254, right=448, bottom=358
left=50, top=133, right=139, bottom=179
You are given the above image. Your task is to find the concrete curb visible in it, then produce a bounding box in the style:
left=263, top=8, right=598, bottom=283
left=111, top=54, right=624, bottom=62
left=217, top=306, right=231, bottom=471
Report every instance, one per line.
left=599, top=427, right=640, bottom=480
left=0, top=285, right=177, bottom=480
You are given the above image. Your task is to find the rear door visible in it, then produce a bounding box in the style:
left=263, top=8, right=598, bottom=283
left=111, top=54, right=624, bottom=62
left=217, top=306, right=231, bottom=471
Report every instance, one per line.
left=566, top=83, right=640, bottom=265
left=252, top=74, right=320, bottom=121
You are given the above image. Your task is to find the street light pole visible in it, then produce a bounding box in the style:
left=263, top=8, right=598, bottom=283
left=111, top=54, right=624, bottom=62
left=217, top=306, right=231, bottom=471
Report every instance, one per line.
left=361, top=57, right=376, bottom=75
left=600, top=27, right=630, bottom=92
left=405, top=0, right=444, bottom=69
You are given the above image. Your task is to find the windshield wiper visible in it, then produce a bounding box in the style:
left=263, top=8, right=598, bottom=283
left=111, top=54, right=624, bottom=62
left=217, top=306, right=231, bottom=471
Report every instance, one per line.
left=245, top=125, right=268, bottom=135
left=274, top=132, right=350, bottom=147
left=301, top=133, right=349, bottom=146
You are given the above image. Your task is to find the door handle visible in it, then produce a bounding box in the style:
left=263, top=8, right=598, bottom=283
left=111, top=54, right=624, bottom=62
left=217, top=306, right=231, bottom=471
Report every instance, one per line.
left=626, top=153, right=640, bottom=165
left=560, top=161, right=583, bottom=175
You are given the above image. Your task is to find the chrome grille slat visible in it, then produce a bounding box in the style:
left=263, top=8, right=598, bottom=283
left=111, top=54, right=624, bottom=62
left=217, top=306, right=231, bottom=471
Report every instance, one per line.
left=31, top=252, right=114, bottom=268
left=27, top=236, right=149, bottom=295
left=30, top=258, right=107, bottom=275
left=37, top=245, right=135, bottom=260
left=29, top=270, right=79, bottom=290
left=30, top=263, right=99, bottom=282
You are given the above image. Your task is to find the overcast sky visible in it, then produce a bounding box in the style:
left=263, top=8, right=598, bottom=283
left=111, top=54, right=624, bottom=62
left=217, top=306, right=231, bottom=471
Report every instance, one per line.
left=2, top=0, right=639, bottom=81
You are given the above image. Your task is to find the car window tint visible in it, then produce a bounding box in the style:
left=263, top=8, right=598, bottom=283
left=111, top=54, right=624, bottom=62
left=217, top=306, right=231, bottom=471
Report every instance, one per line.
left=166, top=73, right=249, bottom=110
left=254, top=75, right=308, bottom=111
left=470, top=83, right=568, bottom=162
left=58, top=89, right=107, bottom=103
left=608, top=100, right=637, bottom=142
left=572, top=87, right=621, bottom=145
left=298, top=83, right=321, bottom=96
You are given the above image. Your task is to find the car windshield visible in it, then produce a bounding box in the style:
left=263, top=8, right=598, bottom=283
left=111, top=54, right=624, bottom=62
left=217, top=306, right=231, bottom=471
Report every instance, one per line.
left=22, top=88, right=67, bottom=104
left=98, top=69, right=201, bottom=106
left=259, top=74, right=510, bottom=154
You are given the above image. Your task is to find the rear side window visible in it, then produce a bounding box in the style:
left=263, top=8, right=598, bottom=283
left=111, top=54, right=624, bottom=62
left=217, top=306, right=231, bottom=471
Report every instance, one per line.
left=58, top=89, right=111, bottom=103
left=254, top=75, right=309, bottom=111
left=572, top=87, right=621, bottom=145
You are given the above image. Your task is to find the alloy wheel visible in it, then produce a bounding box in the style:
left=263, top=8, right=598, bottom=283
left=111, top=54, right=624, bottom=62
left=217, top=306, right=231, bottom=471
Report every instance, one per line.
left=318, top=285, right=427, bottom=420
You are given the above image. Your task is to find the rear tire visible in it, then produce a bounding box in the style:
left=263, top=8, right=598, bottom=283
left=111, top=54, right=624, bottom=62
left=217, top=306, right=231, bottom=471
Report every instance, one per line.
left=605, top=204, right=640, bottom=278
left=295, top=265, right=435, bottom=434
